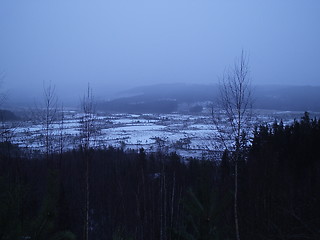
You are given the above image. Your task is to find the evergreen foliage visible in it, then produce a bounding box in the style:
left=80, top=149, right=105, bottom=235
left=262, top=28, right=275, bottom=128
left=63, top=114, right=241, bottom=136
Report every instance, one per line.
left=0, top=112, right=319, bottom=239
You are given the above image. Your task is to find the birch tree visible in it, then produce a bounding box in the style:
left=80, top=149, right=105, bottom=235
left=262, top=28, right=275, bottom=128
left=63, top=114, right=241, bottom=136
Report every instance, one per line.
left=42, top=82, right=58, bottom=161
left=80, top=83, right=95, bottom=240
left=0, top=73, right=9, bottom=140
left=213, top=50, right=253, bottom=240
left=0, top=71, right=6, bottom=107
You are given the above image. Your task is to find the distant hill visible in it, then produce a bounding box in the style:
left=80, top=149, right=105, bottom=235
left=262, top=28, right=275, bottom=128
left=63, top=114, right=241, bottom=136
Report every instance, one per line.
left=97, top=83, right=216, bottom=113
left=254, top=85, right=320, bottom=112
left=117, top=83, right=218, bottom=103
left=0, top=109, right=20, bottom=121
left=97, top=83, right=320, bottom=113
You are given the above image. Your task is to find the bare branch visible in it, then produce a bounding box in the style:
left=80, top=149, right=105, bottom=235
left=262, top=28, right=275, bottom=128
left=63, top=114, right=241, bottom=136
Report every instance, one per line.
left=213, top=50, right=254, bottom=240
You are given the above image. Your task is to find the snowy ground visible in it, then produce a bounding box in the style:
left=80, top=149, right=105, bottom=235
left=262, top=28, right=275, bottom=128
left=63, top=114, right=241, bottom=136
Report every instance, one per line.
left=2, top=109, right=319, bottom=159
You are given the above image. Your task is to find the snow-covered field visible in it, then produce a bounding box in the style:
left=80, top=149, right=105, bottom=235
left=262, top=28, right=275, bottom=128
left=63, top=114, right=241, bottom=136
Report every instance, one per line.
left=2, top=109, right=319, bottom=159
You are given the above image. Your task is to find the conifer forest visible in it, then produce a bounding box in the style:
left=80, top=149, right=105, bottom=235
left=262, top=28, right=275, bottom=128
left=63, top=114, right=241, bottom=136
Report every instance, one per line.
left=0, top=112, right=319, bottom=240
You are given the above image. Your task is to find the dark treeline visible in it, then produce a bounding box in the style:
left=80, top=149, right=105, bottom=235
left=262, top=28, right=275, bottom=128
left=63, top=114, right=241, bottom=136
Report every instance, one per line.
left=97, top=84, right=320, bottom=113
left=241, top=112, right=320, bottom=239
left=0, top=110, right=19, bottom=121
left=0, top=112, right=319, bottom=240
left=98, top=98, right=178, bottom=113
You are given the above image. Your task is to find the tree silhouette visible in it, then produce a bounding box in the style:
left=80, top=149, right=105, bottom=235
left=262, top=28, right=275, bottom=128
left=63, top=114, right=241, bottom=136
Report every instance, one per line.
left=213, top=50, right=253, bottom=240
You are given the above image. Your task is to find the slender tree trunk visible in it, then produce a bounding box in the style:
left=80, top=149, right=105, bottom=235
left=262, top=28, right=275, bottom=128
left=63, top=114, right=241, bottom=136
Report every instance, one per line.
left=163, top=173, right=167, bottom=240
left=141, top=165, right=147, bottom=239
left=160, top=172, right=163, bottom=240
left=84, top=150, right=90, bottom=240
left=81, top=83, right=95, bottom=240
left=234, top=160, right=240, bottom=240
left=58, top=104, right=65, bottom=169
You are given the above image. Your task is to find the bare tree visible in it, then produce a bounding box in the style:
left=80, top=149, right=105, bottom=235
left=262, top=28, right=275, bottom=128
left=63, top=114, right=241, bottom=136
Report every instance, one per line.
left=80, top=83, right=96, bottom=150
left=0, top=73, right=18, bottom=156
left=213, top=50, right=253, bottom=240
left=0, top=73, right=9, bottom=140
left=80, top=83, right=96, bottom=240
left=58, top=103, right=66, bottom=168
left=0, top=71, right=7, bottom=107
left=42, top=81, right=58, bottom=161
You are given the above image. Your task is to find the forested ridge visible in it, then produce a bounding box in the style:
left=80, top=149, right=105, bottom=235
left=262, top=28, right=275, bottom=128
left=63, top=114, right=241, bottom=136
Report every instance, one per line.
left=0, top=112, right=319, bottom=240
left=97, top=84, right=320, bottom=113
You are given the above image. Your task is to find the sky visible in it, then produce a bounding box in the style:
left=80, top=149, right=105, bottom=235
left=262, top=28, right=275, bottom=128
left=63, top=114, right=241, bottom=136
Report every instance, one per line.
left=0, top=0, right=320, bottom=104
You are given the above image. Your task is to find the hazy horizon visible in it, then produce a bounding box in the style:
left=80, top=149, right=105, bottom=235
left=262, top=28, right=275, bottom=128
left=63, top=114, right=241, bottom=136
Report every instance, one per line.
left=1, top=0, right=320, bottom=106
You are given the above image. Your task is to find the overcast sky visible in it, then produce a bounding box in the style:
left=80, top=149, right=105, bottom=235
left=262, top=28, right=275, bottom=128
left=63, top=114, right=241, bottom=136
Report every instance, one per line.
left=0, top=0, right=320, bottom=103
